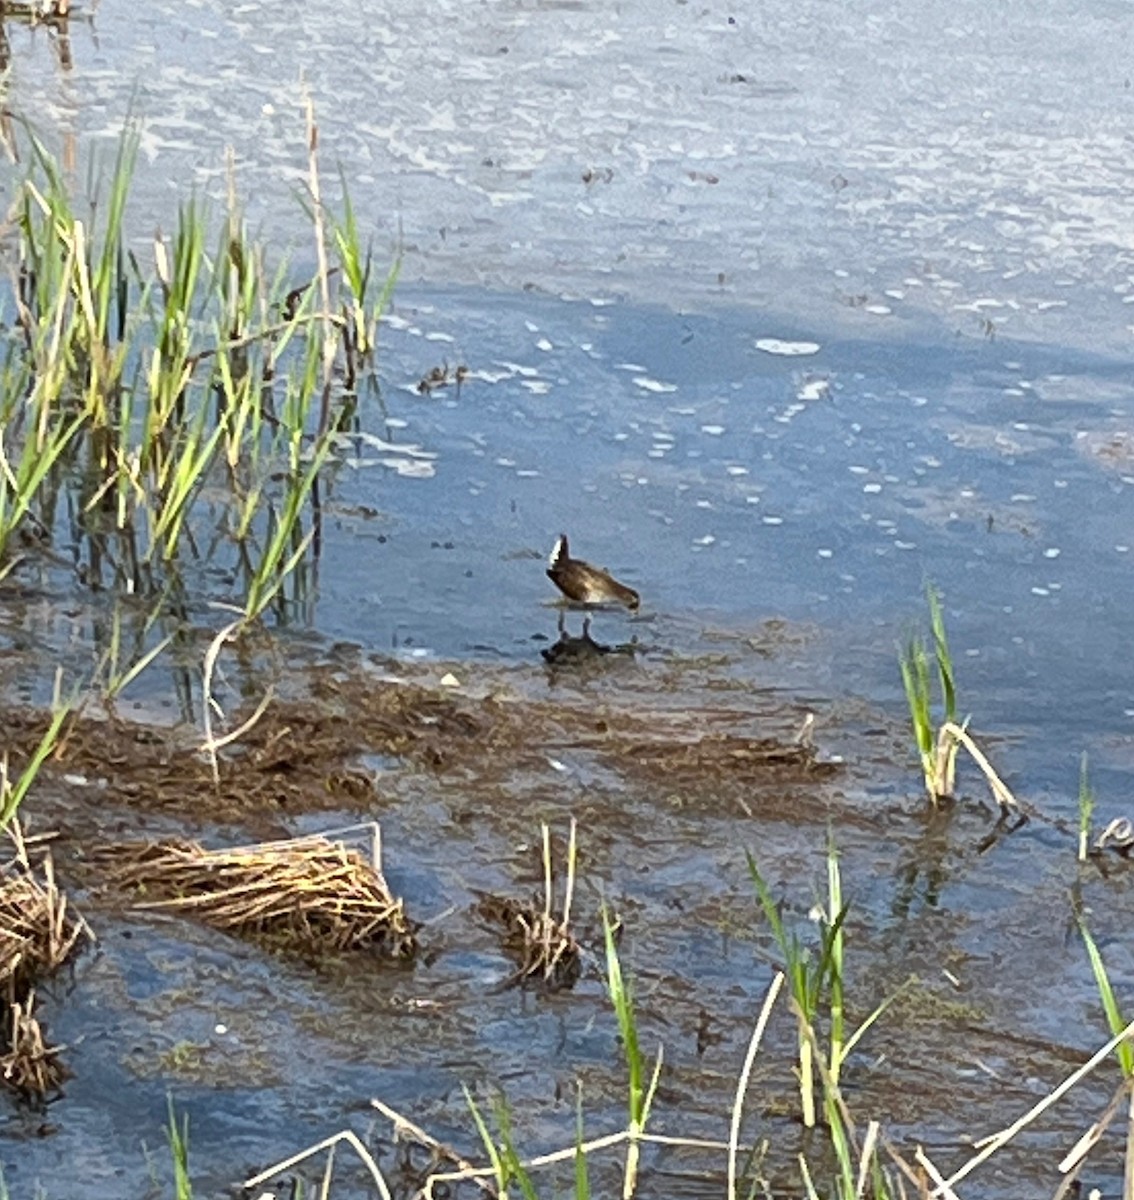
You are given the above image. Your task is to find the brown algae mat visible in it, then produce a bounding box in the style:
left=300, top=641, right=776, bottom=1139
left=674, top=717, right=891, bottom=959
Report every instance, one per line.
left=0, top=656, right=841, bottom=830
left=0, top=653, right=845, bottom=1126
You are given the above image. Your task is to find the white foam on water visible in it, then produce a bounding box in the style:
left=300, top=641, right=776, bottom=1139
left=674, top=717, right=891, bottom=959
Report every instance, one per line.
left=633, top=377, right=678, bottom=394
left=755, top=338, right=821, bottom=357
left=797, top=379, right=830, bottom=402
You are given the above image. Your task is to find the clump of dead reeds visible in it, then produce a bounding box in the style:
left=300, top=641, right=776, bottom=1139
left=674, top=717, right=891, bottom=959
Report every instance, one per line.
left=0, top=826, right=90, bottom=1099
left=476, top=819, right=581, bottom=992
left=97, top=824, right=416, bottom=960
left=1, top=987, right=61, bottom=1099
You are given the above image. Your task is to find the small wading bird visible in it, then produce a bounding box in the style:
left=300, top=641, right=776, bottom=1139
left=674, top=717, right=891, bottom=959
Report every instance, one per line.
left=546, top=534, right=640, bottom=610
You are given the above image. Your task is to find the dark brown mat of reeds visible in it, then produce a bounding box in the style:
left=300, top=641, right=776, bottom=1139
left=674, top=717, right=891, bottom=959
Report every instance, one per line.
left=474, top=820, right=583, bottom=993
left=476, top=894, right=581, bottom=992
left=0, top=831, right=89, bottom=1098
left=94, top=830, right=417, bottom=959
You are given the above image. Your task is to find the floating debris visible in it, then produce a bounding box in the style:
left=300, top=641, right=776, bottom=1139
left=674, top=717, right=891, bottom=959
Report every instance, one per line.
left=1094, top=817, right=1134, bottom=857
left=477, top=892, right=581, bottom=991
left=416, top=363, right=468, bottom=394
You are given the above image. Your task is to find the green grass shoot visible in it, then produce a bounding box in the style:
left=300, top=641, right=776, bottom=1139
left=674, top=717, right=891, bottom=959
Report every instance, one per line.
left=748, top=850, right=827, bottom=1127
left=748, top=837, right=904, bottom=1185
left=574, top=1085, right=591, bottom=1200
left=927, top=584, right=957, bottom=726
left=0, top=671, right=73, bottom=830
left=166, top=1096, right=193, bottom=1200
left=603, top=907, right=662, bottom=1200
left=1, top=111, right=394, bottom=642
left=1078, top=916, right=1134, bottom=1078
left=898, top=583, right=961, bottom=804
left=463, top=1086, right=539, bottom=1200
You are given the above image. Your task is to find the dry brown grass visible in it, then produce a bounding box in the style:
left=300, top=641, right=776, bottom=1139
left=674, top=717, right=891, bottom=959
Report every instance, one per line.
left=476, top=820, right=581, bottom=992
left=476, top=893, right=582, bottom=991
left=0, top=987, right=60, bottom=1098
left=95, top=825, right=417, bottom=959
left=0, top=827, right=90, bottom=1099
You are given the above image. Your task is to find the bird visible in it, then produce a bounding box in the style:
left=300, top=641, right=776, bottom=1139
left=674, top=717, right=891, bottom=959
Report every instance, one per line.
left=546, top=534, right=640, bottom=610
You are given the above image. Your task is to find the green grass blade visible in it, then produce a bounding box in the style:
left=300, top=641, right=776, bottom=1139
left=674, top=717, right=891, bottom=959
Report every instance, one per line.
left=0, top=692, right=73, bottom=830
left=898, top=637, right=934, bottom=759
left=463, top=1085, right=509, bottom=1197
left=165, top=1095, right=193, bottom=1200
left=574, top=1085, right=591, bottom=1200
left=927, top=583, right=957, bottom=725
left=746, top=852, right=791, bottom=955
left=1078, top=917, right=1134, bottom=1077
left=494, top=1099, right=539, bottom=1200
left=603, top=907, right=644, bottom=1126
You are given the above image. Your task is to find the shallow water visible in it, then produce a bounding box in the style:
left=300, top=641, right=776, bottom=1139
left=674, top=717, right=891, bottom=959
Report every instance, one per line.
left=5, top=0, right=1134, bottom=1196
left=8, top=0, right=1134, bottom=351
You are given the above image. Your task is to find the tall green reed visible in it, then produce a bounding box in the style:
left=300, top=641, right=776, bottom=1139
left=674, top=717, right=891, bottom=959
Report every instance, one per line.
left=748, top=840, right=902, bottom=1198
left=898, top=585, right=1023, bottom=815
left=748, top=845, right=847, bottom=1130
left=603, top=908, right=663, bottom=1200
left=1077, top=912, right=1134, bottom=1198
left=0, top=670, right=73, bottom=830
left=1078, top=916, right=1134, bottom=1079
left=2, top=111, right=393, bottom=629
left=898, top=583, right=959, bottom=805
